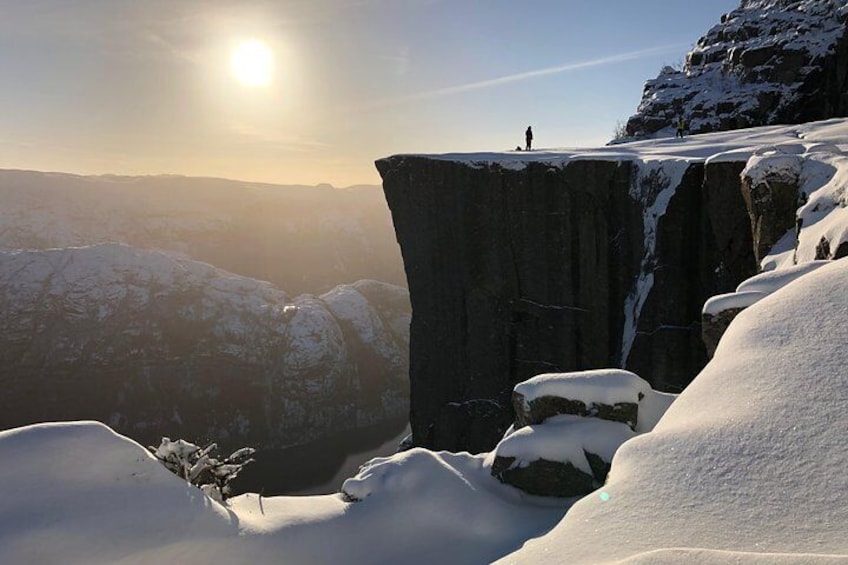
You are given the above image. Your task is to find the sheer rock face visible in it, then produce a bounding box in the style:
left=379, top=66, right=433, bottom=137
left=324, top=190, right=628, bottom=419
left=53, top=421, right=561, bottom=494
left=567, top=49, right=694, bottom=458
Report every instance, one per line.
left=626, top=0, right=848, bottom=138
left=0, top=244, right=410, bottom=452
left=703, top=162, right=757, bottom=290
left=378, top=156, right=756, bottom=452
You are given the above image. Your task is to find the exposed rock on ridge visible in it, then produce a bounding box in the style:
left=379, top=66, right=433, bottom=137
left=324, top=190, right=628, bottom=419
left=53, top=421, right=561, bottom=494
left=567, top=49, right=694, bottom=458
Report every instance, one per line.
left=0, top=243, right=410, bottom=452
left=626, top=0, right=848, bottom=138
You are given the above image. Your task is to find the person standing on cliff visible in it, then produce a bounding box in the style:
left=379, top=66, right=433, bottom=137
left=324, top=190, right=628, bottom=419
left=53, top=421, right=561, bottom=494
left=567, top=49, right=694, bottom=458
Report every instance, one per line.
left=525, top=126, right=533, bottom=151
left=675, top=116, right=687, bottom=138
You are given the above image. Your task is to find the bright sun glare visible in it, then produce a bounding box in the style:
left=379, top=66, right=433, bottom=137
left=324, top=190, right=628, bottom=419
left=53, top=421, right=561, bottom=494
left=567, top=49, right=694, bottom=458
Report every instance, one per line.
left=230, top=40, right=273, bottom=87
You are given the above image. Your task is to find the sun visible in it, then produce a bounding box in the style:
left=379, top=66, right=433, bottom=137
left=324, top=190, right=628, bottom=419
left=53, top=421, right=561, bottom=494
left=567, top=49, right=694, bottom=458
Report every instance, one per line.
left=230, top=40, right=273, bottom=87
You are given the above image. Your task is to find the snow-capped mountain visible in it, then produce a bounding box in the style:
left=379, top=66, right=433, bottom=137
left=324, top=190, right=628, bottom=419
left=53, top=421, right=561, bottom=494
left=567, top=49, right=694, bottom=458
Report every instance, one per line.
left=0, top=170, right=404, bottom=295
left=0, top=243, right=409, bottom=452
left=626, top=0, right=848, bottom=138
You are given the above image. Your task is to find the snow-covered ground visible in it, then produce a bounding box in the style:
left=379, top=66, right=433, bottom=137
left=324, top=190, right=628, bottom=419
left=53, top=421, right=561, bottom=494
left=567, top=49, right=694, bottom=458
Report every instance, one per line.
left=6, top=119, right=848, bottom=563
left=0, top=422, right=566, bottom=565
left=411, top=117, right=848, bottom=169
left=3, top=256, right=847, bottom=563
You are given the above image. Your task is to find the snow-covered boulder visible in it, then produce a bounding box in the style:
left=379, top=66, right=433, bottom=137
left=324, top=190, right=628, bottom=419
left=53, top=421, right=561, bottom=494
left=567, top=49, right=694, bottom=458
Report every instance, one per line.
left=513, top=370, right=653, bottom=431
left=741, top=149, right=806, bottom=263
left=488, top=415, right=636, bottom=498
left=701, top=261, right=828, bottom=356
left=493, top=370, right=676, bottom=498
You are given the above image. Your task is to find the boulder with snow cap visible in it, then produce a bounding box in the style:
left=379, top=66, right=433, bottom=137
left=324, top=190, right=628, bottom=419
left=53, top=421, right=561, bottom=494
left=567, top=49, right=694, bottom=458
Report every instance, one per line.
left=489, top=415, right=636, bottom=498
left=512, top=370, right=652, bottom=431
left=700, top=262, right=829, bottom=357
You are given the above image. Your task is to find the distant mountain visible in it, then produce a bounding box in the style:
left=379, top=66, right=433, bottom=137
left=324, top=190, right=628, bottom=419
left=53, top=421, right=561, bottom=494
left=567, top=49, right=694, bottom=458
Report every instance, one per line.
left=626, top=0, right=848, bottom=138
left=0, top=243, right=410, bottom=452
left=0, top=170, right=404, bottom=295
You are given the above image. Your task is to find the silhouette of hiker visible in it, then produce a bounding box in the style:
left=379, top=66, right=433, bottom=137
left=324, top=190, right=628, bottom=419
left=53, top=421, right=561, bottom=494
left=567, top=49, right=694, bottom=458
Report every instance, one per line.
left=525, top=126, right=533, bottom=151
left=676, top=116, right=686, bottom=138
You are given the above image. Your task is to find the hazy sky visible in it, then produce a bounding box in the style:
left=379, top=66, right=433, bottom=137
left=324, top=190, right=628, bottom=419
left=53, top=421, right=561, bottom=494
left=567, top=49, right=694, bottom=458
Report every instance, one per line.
left=0, top=0, right=740, bottom=186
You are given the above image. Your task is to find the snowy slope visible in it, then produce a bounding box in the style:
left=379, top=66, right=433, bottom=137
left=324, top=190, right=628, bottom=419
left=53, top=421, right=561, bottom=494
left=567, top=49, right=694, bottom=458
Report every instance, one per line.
left=0, top=243, right=409, bottom=452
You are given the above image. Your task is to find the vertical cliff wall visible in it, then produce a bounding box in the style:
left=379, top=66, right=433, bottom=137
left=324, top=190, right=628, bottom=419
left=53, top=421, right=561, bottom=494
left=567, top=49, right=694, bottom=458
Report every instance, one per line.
left=378, top=155, right=756, bottom=452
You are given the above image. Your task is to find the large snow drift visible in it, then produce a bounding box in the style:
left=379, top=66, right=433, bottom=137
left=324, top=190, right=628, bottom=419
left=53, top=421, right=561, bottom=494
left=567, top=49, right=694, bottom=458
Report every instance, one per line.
left=0, top=422, right=565, bottom=565
left=500, top=257, right=848, bottom=563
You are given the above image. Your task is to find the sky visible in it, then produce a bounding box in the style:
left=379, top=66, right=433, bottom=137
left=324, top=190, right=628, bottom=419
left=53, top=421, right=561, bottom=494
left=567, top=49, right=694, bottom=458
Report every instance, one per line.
left=0, top=0, right=741, bottom=187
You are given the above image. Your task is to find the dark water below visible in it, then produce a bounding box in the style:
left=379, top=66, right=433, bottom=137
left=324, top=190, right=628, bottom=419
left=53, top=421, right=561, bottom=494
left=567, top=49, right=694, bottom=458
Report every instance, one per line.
left=230, top=418, right=410, bottom=497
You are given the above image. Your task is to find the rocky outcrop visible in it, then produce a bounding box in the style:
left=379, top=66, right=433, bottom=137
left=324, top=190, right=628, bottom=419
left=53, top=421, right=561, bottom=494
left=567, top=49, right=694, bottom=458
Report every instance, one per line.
left=626, top=0, right=848, bottom=138
left=702, top=307, right=747, bottom=357
left=512, top=393, right=639, bottom=431
left=378, top=155, right=756, bottom=452
left=740, top=154, right=804, bottom=263
left=490, top=454, right=596, bottom=498
left=489, top=371, right=674, bottom=498
left=701, top=261, right=829, bottom=358
left=0, top=170, right=404, bottom=296
left=0, top=244, right=410, bottom=452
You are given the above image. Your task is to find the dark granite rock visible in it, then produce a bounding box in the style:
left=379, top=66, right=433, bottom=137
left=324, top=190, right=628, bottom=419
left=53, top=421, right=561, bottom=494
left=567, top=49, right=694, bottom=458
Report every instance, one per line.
left=741, top=171, right=802, bottom=264
left=490, top=455, right=595, bottom=498
left=702, top=307, right=747, bottom=358
left=378, top=156, right=755, bottom=451
left=702, top=161, right=759, bottom=292
left=816, top=236, right=832, bottom=260
left=624, top=164, right=712, bottom=393
left=513, top=391, right=639, bottom=431
left=430, top=399, right=508, bottom=453
left=833, top=241, right=848, bottom=260
left=584, top=450, right=612, bottom=484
